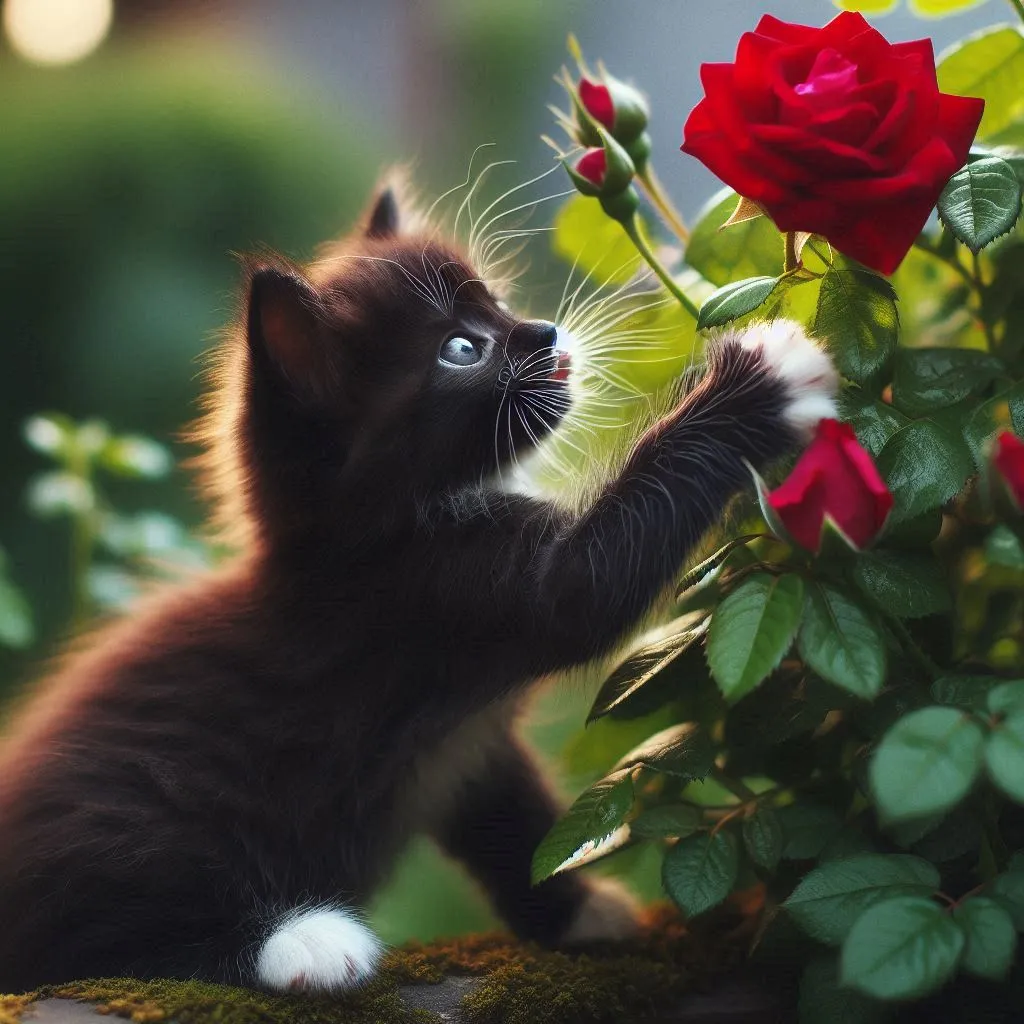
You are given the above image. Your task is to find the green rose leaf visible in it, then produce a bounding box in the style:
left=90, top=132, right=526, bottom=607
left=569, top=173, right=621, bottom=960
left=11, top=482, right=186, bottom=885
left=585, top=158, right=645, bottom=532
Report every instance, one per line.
left=742, top=806, right=784, bottom=872
left=797, top=582, right=886, bottom=700
left=985, top=525, right=1024, bottom=569
left=852, top=550, right=951, bottom=619
left=937, top=156, right=1022, bottom=254
left=814, top=257, right=898, bottom=384
left=531, top=769, right=634, bottom=883
left=985, top=709, right=1024, bottom=803
left=911, top=0, right=991, bottom=14
left=843, top=399, right=910, bottom=458
left=876, top=418, right=974, bottom=524
left=696, top=276, right=780, bottom=330
left=615, top=722, right=716, bottom=781
left=891, top=347, right=1005, bottom=418
left=937, top=26, right=1024, bottom=142
left=706, top=573, right=804, bottom=702
left=840, top=896, right=965, bottom=1000
left=931, top=675, right=998, bottom=712
left=784, top=853, right=940, bottom=947
left=988, top=871, right=1024, bottom=931
left=954, top=897, right=1018, bottom=980
left=962, top=380, right=1024, bottom=468
left=778, top=803, right=845, bottom=860
left=870, top=707, right=986, bottom=823
left=987, top=680, right=1024, bottom=716
left=630, top=804, right=702, bottom=840
left=662, top=830, right=739, bottom=918
left=588, top=622, right=705, bottom=723
left=685, top=187, right=782, bottom=286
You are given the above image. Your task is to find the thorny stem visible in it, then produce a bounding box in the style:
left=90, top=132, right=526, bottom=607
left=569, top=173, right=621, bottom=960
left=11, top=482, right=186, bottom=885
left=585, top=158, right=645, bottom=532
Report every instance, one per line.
left=621, top=213, right=702, bottom=320
left=637, top=165, right=690, bottom=244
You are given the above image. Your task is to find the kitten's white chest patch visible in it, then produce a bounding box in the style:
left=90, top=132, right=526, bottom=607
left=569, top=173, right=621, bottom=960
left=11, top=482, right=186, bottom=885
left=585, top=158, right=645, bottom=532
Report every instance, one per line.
left=256, top=906, right=382, bottom=993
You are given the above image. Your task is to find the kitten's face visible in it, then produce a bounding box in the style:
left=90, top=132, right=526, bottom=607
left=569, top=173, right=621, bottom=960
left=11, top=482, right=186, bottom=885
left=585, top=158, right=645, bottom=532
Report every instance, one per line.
left=242, top=186, right=573, bottom=500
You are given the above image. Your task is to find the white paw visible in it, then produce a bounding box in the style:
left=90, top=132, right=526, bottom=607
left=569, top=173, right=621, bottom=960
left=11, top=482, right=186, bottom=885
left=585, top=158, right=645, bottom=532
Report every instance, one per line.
left=256, top=906, right=383, bottom=994
left=561, top=876, right=643, bottom=944
left=739, top=319, right=838, bottom=440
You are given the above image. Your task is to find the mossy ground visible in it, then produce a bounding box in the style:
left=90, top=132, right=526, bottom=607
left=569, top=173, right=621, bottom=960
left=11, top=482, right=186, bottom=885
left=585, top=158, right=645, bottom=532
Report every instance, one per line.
left=3, top=904, right=746, bottom=1024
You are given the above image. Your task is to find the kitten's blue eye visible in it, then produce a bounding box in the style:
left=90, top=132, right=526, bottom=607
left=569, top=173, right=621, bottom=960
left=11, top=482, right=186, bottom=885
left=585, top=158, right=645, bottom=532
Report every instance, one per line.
left=439, top=336, right=482, bottom=367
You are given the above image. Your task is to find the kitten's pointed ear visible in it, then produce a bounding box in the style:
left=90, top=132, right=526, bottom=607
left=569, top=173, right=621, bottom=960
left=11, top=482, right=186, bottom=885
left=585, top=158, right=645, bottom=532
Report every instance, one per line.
left=246, top=264, right=336, bottom=406
left=365, top=187, right=400, bottom=238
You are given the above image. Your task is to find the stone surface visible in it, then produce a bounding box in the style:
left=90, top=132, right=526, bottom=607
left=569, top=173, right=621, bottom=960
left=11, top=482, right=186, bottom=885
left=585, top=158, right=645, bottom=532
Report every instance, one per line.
left=398, top=977, right=483, bottom=1022
left=17, top=1001, right=101, bottom=1023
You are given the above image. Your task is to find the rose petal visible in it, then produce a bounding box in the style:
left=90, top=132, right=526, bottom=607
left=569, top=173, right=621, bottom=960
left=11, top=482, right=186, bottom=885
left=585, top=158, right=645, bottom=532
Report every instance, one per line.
left=995, top=431, right=1024, bottom=507
left=749, top=123, right=889, bottom=176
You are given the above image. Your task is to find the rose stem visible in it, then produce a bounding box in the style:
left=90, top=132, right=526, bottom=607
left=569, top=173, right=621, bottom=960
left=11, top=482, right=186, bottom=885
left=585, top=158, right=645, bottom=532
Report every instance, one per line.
left=636, top=166, right=690, bottom=244
left=620, top=213, right=701, bottom=320
left=913, top=235, right=997, bottom=353
left=972, top=250, right=1000, bottom=353
left=882, top=608, right=944, bottom=682
left=783, top=231, right=799, bottom=273
left=1006, top=0, right=1024, bottom=26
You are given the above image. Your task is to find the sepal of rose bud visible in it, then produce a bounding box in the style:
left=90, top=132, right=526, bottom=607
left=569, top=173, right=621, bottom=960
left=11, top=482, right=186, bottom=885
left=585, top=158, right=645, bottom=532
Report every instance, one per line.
left=578, top=73, right=649, bottom=145
left=993, top=430, right=1024, bottom=509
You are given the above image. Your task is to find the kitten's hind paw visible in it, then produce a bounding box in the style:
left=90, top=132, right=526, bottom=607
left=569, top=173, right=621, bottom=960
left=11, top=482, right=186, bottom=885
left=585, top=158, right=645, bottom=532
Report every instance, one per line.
left=256, top=906, right=383, bottom=994
left=738, top=319, right=839, bottom=441
left=561, top=876, right=642, bottom=945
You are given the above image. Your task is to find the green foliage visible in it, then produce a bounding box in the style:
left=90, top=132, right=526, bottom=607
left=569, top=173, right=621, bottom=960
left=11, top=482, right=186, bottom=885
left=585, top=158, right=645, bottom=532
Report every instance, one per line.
left=937, top=26, right=1024, bottom=141
left=840, top=896, right=965, bottom=1000
left=696, top=276, right=780, bottom=330
left=661, top=831, right=738, bottom=918
left=814, top=258, right=899, bottom=384
left=938, top=156, right=1023, bottom=253
left=797, top=583, right=887, bottom=699
left=0, top=546, right=34, bottom=650
left=706, top=572, right=804, bottom=702
left=784, top=854, right=939, bottom=946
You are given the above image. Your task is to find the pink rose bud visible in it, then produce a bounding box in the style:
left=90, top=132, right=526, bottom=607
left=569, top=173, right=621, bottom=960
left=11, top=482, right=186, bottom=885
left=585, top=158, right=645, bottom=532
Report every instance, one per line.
left=768, top=419, right=894, bottom=552
left=994, top=430, right=1024, bottom=508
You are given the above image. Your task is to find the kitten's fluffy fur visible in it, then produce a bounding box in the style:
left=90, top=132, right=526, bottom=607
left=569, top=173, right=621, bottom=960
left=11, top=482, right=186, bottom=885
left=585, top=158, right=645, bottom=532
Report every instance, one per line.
left=0, top=184, right=837, bottom=993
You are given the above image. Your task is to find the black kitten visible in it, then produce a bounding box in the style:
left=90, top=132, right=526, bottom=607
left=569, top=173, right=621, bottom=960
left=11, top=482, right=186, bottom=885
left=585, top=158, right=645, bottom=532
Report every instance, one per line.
left=0, top=183, right=836, bottom=993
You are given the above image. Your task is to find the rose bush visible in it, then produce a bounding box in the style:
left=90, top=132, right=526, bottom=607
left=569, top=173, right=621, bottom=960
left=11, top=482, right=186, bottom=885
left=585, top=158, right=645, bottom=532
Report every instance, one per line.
left=540, top=3, right=1024, bottom=1020
left=680, top=11, right=985, bottom=275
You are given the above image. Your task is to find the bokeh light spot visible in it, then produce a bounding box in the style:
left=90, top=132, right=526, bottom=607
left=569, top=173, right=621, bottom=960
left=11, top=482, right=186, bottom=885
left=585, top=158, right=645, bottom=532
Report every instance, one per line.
left=3, top=0, right=113, bottom=67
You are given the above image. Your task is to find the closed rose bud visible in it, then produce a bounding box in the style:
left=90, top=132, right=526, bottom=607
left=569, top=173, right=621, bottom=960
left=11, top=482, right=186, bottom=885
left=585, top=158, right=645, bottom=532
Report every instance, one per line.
left=768, top=419, right=894, bottom=552
left=563, top=125, right=636, bottom=215
left=994, top=430, right=1024, bottom=508
left=578, top=74, right=649, bottom=144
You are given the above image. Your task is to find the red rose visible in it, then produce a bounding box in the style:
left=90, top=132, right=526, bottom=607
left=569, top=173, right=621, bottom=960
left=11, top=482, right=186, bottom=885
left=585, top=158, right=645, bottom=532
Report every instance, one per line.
left=768, top=418, right=894, bottom=551
left=994, top=430, right=1024, bottom=508
left=681, top=12, right=985, bottom=275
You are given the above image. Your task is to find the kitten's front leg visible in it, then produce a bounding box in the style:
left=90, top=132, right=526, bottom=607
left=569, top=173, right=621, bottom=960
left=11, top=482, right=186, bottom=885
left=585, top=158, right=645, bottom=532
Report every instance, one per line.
left=428, top=727, right=640, bottom=945
left=518, top=320, right=838, bottom=674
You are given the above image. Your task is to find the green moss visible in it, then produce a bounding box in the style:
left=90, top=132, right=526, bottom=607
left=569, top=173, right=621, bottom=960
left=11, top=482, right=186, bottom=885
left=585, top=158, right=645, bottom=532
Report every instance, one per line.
left=37, top=977, right=436, bottom=1024
left=3, top=905, right=736, bottom=1024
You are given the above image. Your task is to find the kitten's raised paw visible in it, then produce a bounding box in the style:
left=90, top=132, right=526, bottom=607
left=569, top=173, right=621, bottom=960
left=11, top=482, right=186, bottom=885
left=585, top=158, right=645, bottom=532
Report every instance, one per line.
left=561, top=876, right=642, bottom=944
left=256, top=906, right=382, bottom=993
left=738, top=318, right=839, bottom=441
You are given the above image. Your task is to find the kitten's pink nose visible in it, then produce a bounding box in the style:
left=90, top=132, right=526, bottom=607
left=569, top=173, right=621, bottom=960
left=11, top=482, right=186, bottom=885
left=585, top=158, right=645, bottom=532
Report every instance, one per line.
left=552, top=350, right=571, bottom=382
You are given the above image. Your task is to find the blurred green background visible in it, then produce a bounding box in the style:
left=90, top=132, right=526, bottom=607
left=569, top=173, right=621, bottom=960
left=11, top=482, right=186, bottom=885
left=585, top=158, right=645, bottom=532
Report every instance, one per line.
left=0, top=0, right=1001, bottom=944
